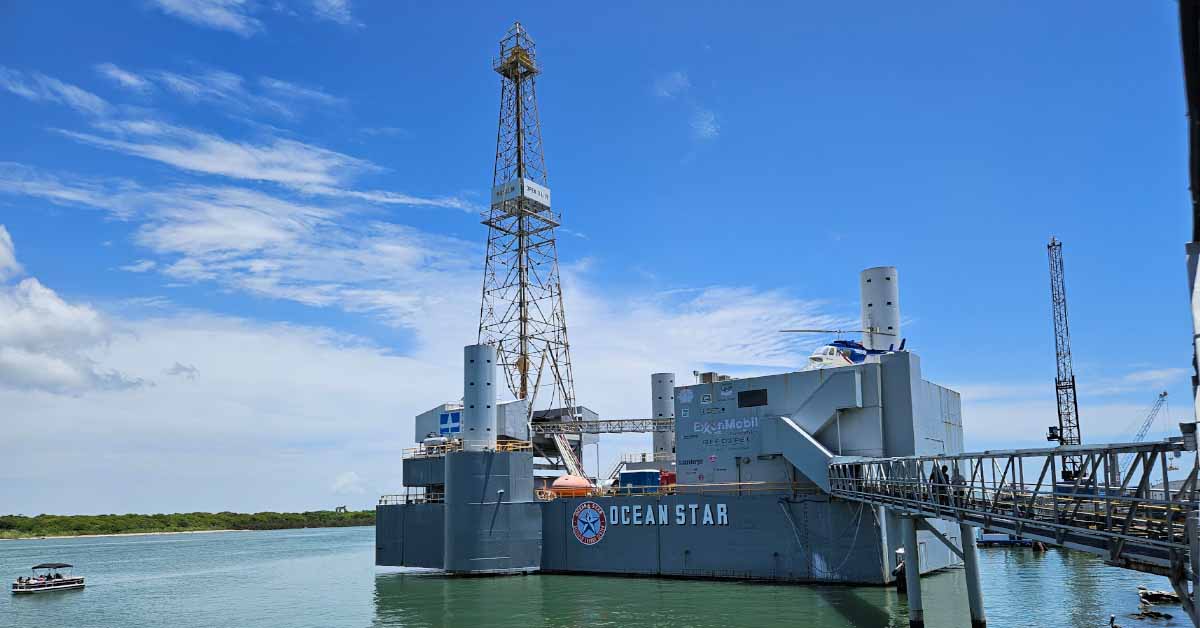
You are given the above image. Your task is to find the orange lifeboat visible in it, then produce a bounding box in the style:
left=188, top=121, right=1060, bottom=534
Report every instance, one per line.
left=550, top=474, right=592, bottom=497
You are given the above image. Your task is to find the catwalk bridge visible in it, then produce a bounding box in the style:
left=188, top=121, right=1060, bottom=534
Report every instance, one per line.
left=826, top=430, right=1200, bottom=627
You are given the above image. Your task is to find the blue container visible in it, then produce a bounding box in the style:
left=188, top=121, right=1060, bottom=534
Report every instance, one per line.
left=619, top=470, right=661, bottom=495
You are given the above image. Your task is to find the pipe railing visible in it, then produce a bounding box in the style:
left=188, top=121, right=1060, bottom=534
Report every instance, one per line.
left=535, top=481, right=819, bottom=501
left=402, top=439, right=532, bottom=459
left=828, top=437, right=1199, bottom=571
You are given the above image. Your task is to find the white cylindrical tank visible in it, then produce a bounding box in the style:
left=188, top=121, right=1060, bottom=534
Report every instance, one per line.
left=462, top=344, right=498, bottom=451
left=860, top=266, right=900, bottom=351
left=651, top=372, right=676, bottom=459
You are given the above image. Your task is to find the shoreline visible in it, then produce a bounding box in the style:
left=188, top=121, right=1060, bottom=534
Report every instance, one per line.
left=0, top=528, right=243, bottom=542
left=1, top=524, right=375, bottom=541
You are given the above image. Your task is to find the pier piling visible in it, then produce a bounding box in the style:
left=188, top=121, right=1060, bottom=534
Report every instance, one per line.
left=901, top=516, right=924, bottom=628
left=959, top=522, right=987, bottom=627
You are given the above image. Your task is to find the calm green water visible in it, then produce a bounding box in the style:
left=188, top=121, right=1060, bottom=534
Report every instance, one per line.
left=0, top=526, right=1188, bottom=627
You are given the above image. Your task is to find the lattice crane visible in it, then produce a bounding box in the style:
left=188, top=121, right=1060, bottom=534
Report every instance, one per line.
left=1045, top=237, right=1083, bottom=480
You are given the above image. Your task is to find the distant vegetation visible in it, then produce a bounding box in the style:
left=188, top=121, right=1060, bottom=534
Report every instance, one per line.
left=0, top=510, right=375, bottom=539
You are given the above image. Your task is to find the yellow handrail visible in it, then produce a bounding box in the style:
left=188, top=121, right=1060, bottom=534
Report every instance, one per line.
left=402, top=440, right=532, bottom=459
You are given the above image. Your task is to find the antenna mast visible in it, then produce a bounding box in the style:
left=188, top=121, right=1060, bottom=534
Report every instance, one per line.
left=1046, top=237, right=1082, bottom=480
left=479, top=23, right=578, bottom=423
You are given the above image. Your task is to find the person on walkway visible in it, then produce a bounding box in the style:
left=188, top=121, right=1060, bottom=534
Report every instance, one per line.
left=951, top=464, right=967, bottom=507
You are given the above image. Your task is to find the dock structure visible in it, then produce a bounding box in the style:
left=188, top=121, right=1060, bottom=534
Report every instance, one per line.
left=828, top=431, right=1200, bottom=627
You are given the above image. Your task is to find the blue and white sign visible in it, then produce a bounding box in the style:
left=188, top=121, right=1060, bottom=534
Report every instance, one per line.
left=439, top=411, right=462, bottom=435
left=490, top=178, right=552, bottom=208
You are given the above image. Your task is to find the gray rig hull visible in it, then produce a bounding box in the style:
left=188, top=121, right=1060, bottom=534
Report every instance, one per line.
left=377, top=492, right=964, bottom=584
left=539, top=494, right=889, bottom=583
left=378, top=352, right=966, bottom=584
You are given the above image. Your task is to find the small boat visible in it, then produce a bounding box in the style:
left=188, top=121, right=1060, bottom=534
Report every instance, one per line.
left=11, top=563, right=84, bottom=594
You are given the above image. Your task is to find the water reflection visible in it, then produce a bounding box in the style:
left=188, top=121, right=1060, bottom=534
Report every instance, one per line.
left=372, top=571, right=932, bottom=628
left=373, top=551, right=1192, bottom=628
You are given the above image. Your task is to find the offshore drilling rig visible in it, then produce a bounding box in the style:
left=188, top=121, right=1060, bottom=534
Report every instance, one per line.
left=478, top=22, right=587, bottom=479
left=376, top=21, right=967, bottom=583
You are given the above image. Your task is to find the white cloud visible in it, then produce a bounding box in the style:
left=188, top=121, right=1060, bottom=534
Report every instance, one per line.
left=96, top=63, right=152, bottom=92
left=952, top=366, right=1191, bottom=453
left=58, top=120, right=376, bottom=187
left=652, top=70, right=720, bottom=144
left=0, top=311, right=446, bottom=513
left=155, top=69, right=294, bottom=118
left=119, top=260, right=157, bottom=273
left=690, top=108, right=719, bottom=140
left=0, top=276, right=144, bottom=395
left=0, top=162, right=142, bottom=218
left=331, top=470, right=365, bottom=494
left=151, top=0, right=262, bottom=37
left=298, top=184, right=473, bottom=211
left=33, top=122, right=471, bottom=209
left=0, top=165, right=477, bottom=327
left=0, top=225, right=22, bottom=280
left=654, top=71, right=691, bottom=98
left=1123, top=367, right=1187, bottom=385
left=0, top=67, right=111, bottom=117
left=259, top=77, right=345, bottom=107
left=311, top=0, right=357, bottom=26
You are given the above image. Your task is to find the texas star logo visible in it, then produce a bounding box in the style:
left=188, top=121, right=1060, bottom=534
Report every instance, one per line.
left=572, top=501, right=607, bottom=545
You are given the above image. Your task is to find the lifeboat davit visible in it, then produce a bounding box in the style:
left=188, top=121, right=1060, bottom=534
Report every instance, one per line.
left=550, top=474, right=592, bottom=497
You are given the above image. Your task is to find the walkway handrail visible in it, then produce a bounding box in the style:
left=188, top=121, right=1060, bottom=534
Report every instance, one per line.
left=403, top=439, right=532, bottom=459
left=827, top=436, right=1198, bottom=577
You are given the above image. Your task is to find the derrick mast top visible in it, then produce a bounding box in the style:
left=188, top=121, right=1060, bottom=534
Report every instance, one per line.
left=479, top=22, right=577, bottom=421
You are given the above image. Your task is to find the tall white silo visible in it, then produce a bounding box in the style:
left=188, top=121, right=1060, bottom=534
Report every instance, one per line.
left=651, top=373, right=676, bottom=460
left=860, top=267, right=900, bottom=351
left=462, top=344, right=498, bottom=450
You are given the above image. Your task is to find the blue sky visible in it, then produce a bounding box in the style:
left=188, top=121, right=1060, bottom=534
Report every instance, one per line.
left=0, top=1, right=1192, bottom=514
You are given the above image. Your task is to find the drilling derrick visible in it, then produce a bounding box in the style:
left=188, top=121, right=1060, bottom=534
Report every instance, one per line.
left=1046, top=237, right=1082, bottom=480
left=479, top=22, right=584, bottom=477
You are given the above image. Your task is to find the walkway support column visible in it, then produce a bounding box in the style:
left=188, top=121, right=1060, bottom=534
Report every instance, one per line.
left=901, top=515, right=924, bottom=628
left=959, top=522, right=987, bottom=627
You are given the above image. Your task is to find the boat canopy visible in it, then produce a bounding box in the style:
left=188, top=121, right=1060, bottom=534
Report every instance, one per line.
left=31, top=563, right=72, bottom=569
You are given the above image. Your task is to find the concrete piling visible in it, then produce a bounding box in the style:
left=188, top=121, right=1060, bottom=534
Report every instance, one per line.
left=959, top=522, right=987, bottom=627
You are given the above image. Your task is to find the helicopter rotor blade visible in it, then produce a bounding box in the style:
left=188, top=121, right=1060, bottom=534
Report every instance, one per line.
left=779, top=329, right=898, bottom=336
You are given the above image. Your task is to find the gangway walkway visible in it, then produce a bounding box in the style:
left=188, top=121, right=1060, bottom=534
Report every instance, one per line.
left=827, top=433, right=1200, bottom=627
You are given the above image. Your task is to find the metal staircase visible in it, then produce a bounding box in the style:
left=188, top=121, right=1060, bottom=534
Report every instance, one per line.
left=552, top=433, right=586, bottom=478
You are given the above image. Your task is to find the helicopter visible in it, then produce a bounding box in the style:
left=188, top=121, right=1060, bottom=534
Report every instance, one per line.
left=780, top=328, right=906, bottom=369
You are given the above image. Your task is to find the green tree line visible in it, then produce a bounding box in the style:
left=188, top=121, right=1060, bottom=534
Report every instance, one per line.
left=0, top=510, right=375, bottom=539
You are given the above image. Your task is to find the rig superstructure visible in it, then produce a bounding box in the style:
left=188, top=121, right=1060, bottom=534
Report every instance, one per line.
left=479, top=22, right=585, bottom=478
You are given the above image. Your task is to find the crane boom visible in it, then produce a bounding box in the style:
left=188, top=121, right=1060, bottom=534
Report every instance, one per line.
left=1133, top=392, right=1170, bottom=442
left=1046, top=237, right=1083, bottom=480
left=1117, top=392, right=1169, bottom=476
